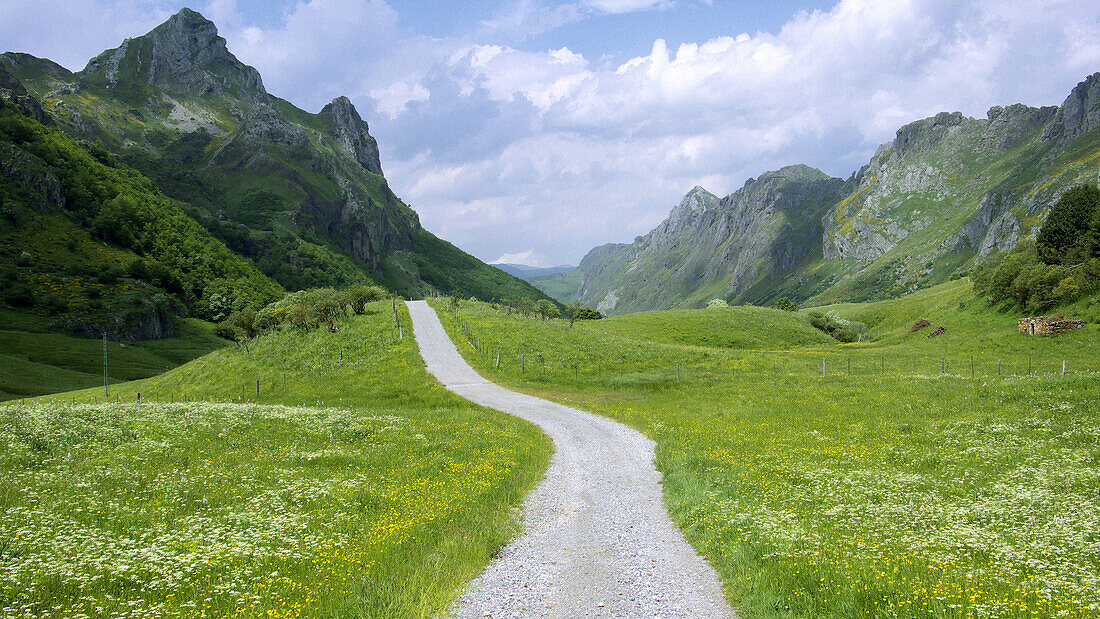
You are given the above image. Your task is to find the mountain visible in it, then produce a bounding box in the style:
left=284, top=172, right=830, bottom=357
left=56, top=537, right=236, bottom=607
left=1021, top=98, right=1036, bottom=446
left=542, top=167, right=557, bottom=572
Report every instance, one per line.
left=571, top=73, right=1100, bottom=314
left=0, top=89, right=283, bottom=338
left=574, top=166, right=850, bottom=314
left=0, top=8, right=551, bottom=306
left=492, top=263, right=576, bottom=279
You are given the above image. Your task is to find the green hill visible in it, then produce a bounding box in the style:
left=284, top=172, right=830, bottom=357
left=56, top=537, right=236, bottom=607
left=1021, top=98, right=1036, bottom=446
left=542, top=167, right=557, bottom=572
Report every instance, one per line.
left=0, top=95, right=283, bottom=332
left=8, top=301, right=550, bottom=616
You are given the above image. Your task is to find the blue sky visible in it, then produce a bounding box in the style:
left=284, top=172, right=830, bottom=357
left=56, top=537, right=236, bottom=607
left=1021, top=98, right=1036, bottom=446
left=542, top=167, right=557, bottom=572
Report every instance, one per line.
left=2, top=1, right=1099, bottom=266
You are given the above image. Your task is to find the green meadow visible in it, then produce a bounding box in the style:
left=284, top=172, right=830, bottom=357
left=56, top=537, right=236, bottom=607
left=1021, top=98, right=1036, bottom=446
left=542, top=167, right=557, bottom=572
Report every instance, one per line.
left=432, top=280, right=1100, bottom=618
left=0, top=308, right=229, bottom=401
left=1, top=301, right=551, bottom=618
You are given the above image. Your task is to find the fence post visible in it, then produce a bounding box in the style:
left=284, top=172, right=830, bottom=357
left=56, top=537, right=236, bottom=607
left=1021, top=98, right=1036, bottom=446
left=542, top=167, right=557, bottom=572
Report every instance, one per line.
left=998, top=359, right=1002, bottom=376
left=1063, top=360, right=1066, bottom=376
left=676, top=363, right=680, bottom=382
left=941, top=356, right=945, bottom=374
left=496, top=352, right=500, bottom=369
left=256, top=380, right=260, bottom=397
left=521, top=354, right=525, bottom=373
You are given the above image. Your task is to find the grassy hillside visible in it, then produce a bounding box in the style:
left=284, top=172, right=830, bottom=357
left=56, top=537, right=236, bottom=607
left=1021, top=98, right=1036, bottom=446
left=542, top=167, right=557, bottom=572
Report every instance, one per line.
left=433, top=284, right=1100, bottom=617
left=0, top=308, right=227, bottom=401
left=528, top=269, right=583, bottom=304
left=5, top=300, right=550, bottom=617
left=0, top=97, right=284, bottom=330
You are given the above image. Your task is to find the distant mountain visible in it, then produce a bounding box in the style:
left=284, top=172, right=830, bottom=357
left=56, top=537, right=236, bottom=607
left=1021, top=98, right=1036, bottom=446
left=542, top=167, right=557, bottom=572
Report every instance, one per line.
left=492, top=263, right=576, bottom=279
left=0, top=8, right=552, bottom=307
left=571, top=72, right=1100, bottom=315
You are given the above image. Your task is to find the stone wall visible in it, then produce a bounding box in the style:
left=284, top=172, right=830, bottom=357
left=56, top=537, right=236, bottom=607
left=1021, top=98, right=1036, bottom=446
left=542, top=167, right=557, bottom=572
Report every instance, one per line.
left=1019, top=316, right=1086, bottom=336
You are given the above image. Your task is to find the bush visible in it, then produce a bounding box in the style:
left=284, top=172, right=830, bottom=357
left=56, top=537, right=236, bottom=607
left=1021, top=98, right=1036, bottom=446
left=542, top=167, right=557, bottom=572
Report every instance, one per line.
left=808, top=311, right=861, bottom=342
left=344, top=285, right=387, bottom=314
left=706, top=298, right=728, bottom=309
left=574, top=307, right=603, bottom=320
left=775, top=297, right=799, bottom=312
left=972, top=241, right=1097, bottom=312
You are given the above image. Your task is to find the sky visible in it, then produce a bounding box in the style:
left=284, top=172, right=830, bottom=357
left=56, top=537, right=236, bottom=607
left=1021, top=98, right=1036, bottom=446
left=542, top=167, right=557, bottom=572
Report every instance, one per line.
left=2, top=1, right=1099, bottom=266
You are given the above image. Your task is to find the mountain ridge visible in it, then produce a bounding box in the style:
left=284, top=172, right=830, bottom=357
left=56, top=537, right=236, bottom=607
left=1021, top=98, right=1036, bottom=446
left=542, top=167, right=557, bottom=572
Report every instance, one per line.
left=555, top=72, right=1100, bottom=314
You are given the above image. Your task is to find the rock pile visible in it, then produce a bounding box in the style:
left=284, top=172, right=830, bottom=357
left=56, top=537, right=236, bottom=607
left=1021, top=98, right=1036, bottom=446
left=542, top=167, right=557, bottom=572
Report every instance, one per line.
left=925, top=325, right=947, bottom=339
left=909, top=318, right=931, bottom=333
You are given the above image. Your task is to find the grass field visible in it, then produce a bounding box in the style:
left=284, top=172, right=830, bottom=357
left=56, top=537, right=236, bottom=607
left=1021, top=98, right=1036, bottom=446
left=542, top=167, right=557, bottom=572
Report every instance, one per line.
left=432, top=281, right=1100, bottom=618
left=0, top=308, right=229, bottom=401
left=1, top=301, right=551, bottom=618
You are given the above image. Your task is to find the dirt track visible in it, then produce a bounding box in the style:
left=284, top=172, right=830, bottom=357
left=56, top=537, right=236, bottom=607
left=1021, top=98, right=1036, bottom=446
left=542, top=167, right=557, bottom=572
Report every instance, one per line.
left=405, top=300, right=734, bottom=618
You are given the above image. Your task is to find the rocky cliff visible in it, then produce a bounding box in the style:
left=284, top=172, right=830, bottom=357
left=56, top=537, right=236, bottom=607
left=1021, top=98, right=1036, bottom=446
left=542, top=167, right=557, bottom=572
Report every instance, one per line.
left=575, top=166, right=849, bottom=314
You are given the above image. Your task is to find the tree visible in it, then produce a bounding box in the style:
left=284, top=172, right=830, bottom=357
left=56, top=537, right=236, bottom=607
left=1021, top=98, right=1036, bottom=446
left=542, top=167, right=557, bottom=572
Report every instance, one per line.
left=566, top=301, right=584, bottom=327
left=775, top=297, right=799, bottom=312
left=535, top=299, right=558, bottom=320
left=1036, top=184, right=1100, bottom=265
left=516, top=297, right=535, bottom=318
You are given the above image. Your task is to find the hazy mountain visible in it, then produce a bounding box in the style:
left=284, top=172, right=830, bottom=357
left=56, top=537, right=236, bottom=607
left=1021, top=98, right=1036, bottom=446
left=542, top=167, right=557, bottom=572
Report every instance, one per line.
left=492, top=263, right=576, bottom=279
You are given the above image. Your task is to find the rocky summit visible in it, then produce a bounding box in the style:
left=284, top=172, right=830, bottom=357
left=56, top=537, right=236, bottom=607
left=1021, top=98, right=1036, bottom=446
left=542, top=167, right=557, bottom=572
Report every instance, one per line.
left=551, top=72, right=1100, bottom=314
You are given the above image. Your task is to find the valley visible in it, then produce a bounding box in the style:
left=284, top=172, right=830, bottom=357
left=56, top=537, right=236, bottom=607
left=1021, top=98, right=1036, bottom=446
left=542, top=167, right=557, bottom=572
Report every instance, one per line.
left=2, top=4, right=1100, bottom=619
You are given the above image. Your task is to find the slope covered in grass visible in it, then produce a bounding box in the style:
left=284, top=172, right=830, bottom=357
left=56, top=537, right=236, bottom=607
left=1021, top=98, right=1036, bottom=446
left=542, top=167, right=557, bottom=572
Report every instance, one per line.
left=6, top=301, right=551, bottom=617
left=598, top=306, right=834, bottom=350
left=0, top=308, right=227, bottom=401
left=433, top=285, right=1100, bottom=618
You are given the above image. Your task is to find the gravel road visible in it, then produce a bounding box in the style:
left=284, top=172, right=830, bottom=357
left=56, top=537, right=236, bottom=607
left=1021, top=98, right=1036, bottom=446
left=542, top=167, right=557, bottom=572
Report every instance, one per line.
left=405, top=300, right=735, bottom=619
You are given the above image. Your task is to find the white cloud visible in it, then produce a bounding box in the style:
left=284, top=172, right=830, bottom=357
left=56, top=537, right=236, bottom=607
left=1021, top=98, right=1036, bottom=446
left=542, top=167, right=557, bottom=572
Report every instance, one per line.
left=4, top=0, right=1097, bottom=267
left=492, top=250, right=547, bottom=266
left=379, top=0, right=1100, bottom=264
left=370, top=81, right=431, bottom=118
left=583, top=0, right=673, bottom=14
left=0, top=0, right=172, bottom=70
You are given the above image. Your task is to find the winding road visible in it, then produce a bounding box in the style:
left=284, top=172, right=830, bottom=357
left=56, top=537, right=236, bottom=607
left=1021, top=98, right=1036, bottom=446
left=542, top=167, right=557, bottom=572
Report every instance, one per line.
left=405, top=300, right=735, bottom=619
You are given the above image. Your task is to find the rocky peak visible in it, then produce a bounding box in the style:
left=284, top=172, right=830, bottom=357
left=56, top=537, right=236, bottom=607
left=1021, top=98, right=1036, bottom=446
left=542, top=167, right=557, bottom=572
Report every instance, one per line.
left=1042, top=72, right=1100, bottom=144
left=81, top=8, right=264, bottom=98
left=983, top=103, right=1057, bottom=150
left=668, top=185, right=719, bottom=225
left=892, top=111, right=966, bottom=157
left=321, top=96, right=383, bottom=175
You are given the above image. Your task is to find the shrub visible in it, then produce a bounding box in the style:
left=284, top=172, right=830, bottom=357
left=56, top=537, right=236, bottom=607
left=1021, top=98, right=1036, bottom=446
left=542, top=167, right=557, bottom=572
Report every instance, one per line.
left=706, top=298, right=728, bottom=309
left=535, top=299, right=559, bottom=320
left=775, top=297, right=799, bottom=312
left=808, top=311, right=861, bottom=343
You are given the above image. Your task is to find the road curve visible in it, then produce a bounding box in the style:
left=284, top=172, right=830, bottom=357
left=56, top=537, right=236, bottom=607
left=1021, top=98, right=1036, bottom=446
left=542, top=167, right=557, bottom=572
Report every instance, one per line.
left=405, top=300, right=735, bottom=619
